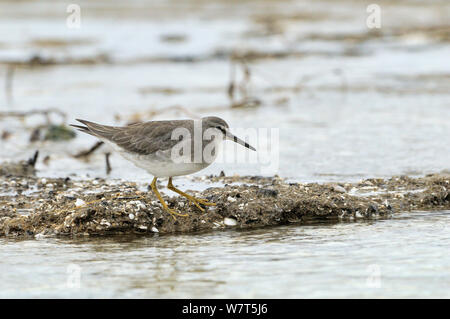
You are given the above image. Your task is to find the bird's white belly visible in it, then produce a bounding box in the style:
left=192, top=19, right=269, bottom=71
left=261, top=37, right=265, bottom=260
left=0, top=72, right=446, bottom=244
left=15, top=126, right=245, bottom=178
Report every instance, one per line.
left=129, top=153, right=211, bottom=177
left=115, top=147, right=216, bottom=178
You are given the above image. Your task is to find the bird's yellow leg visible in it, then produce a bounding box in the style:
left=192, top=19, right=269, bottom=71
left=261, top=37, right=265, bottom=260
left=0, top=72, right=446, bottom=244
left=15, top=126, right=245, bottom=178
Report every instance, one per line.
left=167, top=177, right=216, bottom=212
left=150, top=177, right=188, bottom=219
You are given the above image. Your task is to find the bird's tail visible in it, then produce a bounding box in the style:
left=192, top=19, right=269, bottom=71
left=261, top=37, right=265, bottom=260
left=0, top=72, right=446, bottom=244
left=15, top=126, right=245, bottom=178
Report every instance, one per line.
left=70, top=119, right=121, bottom=139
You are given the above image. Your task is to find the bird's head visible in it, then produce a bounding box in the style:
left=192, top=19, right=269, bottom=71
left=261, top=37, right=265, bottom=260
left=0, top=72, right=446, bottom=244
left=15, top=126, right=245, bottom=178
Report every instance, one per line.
left=202, top=116, right=256, bottom=151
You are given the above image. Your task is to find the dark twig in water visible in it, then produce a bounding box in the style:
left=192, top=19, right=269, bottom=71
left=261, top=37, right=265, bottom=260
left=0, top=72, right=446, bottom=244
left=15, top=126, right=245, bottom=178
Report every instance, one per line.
left=227, top=53, right=261, bottom=108
left=1, top=130, right=11, bottom=140
left=239, top=63, right=251, bottom=99
left=73, top=141, right=112, bottom=174
left=29, top=128, right=41, bottom=142
left=73, top=141, right=104, bottom=158
left=43, top=155, right=50, bottom=166
left=227, top=60, right=236, bottom=101
left=105, top=152, right=112, bottom=175
left=27, top=150, right=39, bottom=167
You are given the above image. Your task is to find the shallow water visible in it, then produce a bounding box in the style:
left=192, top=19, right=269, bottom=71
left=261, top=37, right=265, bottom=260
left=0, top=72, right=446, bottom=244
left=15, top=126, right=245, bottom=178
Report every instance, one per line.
left=1, top=0, right=449, bottom=298
left=1, top=210, right=449, bottom=298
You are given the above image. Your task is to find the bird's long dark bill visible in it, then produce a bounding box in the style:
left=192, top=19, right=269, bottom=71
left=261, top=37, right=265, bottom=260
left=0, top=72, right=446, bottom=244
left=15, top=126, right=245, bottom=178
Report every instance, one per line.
left=225, top=130, right=256, bottom=151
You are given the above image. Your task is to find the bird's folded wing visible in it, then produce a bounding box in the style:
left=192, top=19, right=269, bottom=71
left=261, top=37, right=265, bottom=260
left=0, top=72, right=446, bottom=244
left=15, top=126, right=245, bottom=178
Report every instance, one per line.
left=109, top=122, right=183, bottom=155
left=74, top=119, right=191, bottom=156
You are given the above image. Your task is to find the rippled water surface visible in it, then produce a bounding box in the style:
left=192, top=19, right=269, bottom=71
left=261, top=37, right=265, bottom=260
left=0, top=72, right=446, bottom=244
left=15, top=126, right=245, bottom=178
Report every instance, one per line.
left=1, top=210, right=449, bottom=298
left=1, top=0, right=449, bottom=298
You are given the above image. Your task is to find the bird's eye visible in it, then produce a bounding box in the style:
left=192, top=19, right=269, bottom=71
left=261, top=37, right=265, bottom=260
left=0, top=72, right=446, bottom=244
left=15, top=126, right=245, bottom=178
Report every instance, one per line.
left=216, top=126, right=226, bottom=134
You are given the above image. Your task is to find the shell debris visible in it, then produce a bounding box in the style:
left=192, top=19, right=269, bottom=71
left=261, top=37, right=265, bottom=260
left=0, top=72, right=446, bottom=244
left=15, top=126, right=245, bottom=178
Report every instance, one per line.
left=224, top=217, right=238, bottom=226
left=0, top=173, right=449, bottom=237
left=75, top=198, right=86, bottom=207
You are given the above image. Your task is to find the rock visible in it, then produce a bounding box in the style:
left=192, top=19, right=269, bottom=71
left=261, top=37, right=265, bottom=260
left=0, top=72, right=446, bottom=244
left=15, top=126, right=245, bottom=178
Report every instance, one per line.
left=332, top=185, right=346, bottom=193
left=224, top=217, right=238, bottom=226
left=257, top=188, right=279, bottom=197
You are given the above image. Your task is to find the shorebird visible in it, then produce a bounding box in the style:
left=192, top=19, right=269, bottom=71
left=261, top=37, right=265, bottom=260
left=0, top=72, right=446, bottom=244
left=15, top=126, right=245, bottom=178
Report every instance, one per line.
left=71, top=117, right=256, bottom=218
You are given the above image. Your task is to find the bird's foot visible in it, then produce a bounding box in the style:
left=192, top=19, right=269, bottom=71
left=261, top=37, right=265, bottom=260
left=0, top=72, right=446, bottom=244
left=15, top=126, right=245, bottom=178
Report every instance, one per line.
left=164, top=207, right=189, bottom=220
left=186, top=195, right=216, bottom=212
left=167, top=177, right=216, bottom=212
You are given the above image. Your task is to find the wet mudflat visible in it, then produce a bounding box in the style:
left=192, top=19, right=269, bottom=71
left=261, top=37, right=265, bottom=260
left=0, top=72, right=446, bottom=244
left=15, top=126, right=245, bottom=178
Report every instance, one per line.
left=0, top=172, right=448, bottom=237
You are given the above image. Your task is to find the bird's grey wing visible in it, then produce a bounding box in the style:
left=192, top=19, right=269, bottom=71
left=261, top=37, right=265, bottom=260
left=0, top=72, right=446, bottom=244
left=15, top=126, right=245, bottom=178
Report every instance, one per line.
left=110, top=121, right=188, bottom=155
left=110, top=123, right=169, bottom=155
left=73, top=119, right=190, bottom=155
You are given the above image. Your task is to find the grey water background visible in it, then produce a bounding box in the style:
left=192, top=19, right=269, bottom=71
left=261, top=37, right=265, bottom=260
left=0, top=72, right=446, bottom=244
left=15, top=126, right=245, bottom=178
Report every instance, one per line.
left=0, top=0, right=449, bottom=298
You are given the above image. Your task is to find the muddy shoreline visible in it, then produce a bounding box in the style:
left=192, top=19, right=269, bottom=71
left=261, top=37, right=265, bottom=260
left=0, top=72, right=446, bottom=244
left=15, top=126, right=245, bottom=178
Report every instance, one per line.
left=0, top=167, right=448, bottom=238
